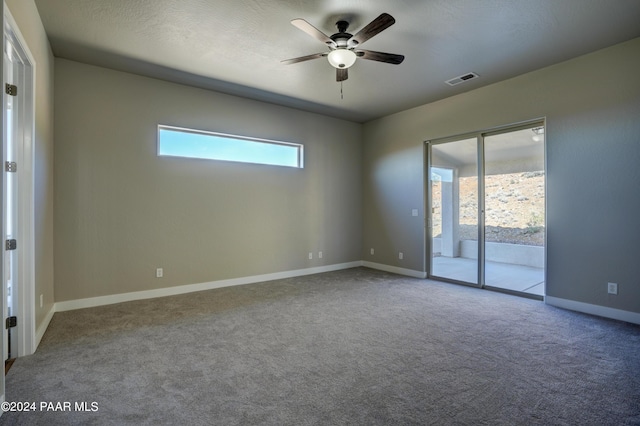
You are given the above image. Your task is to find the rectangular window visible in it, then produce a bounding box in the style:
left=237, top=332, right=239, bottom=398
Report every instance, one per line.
left=158, top=125, right=303, bottom=168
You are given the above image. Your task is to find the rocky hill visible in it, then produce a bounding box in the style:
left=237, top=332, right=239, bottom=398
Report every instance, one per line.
left=432, top=171, right=545, bottom=246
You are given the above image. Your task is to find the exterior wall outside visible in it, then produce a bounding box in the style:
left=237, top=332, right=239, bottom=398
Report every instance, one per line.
left=459, top=240, right=544, bottom=269
left=433, top=238, right=544, bottom=269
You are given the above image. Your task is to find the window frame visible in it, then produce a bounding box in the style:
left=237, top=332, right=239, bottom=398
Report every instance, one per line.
left=157, top=124, right=304, bottom=169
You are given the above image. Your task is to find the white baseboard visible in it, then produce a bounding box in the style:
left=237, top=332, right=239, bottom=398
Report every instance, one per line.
left=362, top=261, right=427, bottom=279
left=545, top=296, right=640, bottom=325
left=35, top=304, right=56, bottom=349
left=55, top=261, right=363, bottom=312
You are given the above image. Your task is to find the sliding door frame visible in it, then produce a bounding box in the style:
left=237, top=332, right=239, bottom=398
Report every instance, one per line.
left=425, top=131, right=481, bottom=289
left=425, top=118, right=546, bottom=300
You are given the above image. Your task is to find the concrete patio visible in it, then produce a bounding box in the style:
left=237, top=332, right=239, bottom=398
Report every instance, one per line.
left=431, top=256, right=545, bottom=297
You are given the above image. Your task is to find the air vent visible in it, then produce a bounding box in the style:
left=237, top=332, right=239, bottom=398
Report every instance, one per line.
left=445, top=72, right=479, bottom=86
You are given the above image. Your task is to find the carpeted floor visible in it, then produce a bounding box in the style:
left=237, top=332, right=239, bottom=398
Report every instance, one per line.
left=2, top=267, right=639, bottom=425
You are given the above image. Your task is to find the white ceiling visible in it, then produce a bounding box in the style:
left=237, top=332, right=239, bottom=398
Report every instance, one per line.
left=34, top=0, right=640, bottom=123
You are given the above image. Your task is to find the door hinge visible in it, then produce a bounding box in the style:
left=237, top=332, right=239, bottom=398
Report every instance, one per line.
left=5, top=83, right=17, bottom=96
left=5, top=161, right=17, bottom=172
left=6, top=316, right=17, bottom=329
left=5, top=239, right=17, bottom=250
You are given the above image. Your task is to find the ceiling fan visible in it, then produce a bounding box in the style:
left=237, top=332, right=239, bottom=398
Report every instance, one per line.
left=282, top=13, right=405, bottom=82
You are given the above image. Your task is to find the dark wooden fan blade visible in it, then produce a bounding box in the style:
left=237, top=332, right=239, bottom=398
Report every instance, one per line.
left=336, top=68, right=348, bottom=82
left=281, top=53, right=327, bottom=65
left=291, top=19, right=337, bottom=47
left=356, top=49, right=404, bottom=65
left=348, top=13, right=395, bottom=46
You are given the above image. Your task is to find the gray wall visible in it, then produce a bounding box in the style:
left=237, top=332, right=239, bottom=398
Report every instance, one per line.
left=6, top=0, right=56, bottom=333
left=54, top=59, right=362, bottom=301
left=363, top=38, right=640, bottom=314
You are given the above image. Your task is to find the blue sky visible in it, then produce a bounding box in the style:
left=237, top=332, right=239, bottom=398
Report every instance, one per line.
left=158, top=128, right=301, bottom=168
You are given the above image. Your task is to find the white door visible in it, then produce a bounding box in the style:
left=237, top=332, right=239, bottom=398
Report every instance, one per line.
left=1, top=9, right=37, bottom=374
left=3, top=35, right=23, bottom=361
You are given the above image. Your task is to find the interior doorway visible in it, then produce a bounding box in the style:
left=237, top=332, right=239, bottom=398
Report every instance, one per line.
left=427, top=121, right=546, bottom=299
left=2, top=7, right=36, bottom=373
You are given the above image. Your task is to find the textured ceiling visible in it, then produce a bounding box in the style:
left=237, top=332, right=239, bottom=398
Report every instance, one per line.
left=34, top=0, right=640, bottom=122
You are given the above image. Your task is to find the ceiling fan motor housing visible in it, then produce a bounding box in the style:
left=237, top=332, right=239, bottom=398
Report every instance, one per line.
left=330, top=28, right=352, bottom=47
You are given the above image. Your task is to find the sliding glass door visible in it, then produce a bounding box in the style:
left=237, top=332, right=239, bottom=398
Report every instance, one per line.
left=429, top=137, right=479, bottom=285
left=427, top=122, right=545, bottom=299
left=483, top=127, right=545, bottom=296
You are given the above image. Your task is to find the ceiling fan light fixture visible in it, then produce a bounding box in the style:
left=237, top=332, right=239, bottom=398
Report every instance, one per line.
left=327, top=49, right=356, bottom=69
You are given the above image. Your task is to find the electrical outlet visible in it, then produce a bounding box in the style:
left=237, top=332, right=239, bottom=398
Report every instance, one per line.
left=370, top=248, right=374, bottom=255
left=308, top=252, right=313, bottom=260
left=412, top=209, right=418, bottom=217
left=156, top=268, right=163, bottom=278
left=607, top=282, right=618, bottom=295
left=318, top=251, right=323, bottom=259
left=399, top=252, right=404, bottom=260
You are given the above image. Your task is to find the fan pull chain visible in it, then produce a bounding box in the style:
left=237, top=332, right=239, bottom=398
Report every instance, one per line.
left=341, top=81, right=344, bottom=100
